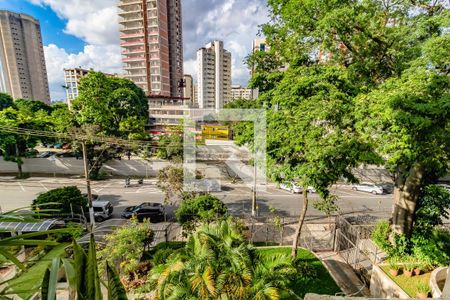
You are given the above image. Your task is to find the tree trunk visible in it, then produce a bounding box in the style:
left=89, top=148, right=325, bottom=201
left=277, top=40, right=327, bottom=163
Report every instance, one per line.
left=17, top=161, right=23, bottom=178
left=391, top=163, right=425, bottom=237
left=291, top=189, right=309, bottom=258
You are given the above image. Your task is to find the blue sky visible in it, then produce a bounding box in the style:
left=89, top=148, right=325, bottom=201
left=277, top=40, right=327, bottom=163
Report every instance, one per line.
left=0, top=0, right=269, bottom=101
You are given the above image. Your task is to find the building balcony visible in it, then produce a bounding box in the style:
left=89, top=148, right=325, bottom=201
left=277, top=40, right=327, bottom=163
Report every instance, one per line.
left=123, top=56, right=145, bottom=62
left=120, top=40, right=145, bottom=46
left=122, top=48, right=145, bottom=54
left=119, top=17, right=143, bottom=24
left=120, top=32, right=144, bottom=39
left=125, top=73, right=147, bottom=77
left=121, top=25, right=143, bottom=31
left=118, top=0, right=141, bottom=6
left=124, top=65, right=146, bottom=70
left=118, top=9, right=142, bottom=16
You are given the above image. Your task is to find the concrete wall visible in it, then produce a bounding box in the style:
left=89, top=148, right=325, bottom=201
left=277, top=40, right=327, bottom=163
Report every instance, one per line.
left=370, top=265, right=410, bottom=298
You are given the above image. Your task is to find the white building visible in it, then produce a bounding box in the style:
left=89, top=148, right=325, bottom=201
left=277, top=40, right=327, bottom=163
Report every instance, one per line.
left=231, top=85, right=252, bottom=101
left=197, top=41, right=231, bottom=109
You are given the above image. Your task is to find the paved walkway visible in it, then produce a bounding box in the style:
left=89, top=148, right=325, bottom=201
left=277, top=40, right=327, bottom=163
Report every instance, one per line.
left=315, top=251, right=370, bottom=297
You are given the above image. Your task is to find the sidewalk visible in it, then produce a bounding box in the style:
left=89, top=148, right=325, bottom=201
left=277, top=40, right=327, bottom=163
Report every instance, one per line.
left=315, top=251, right=370, bottom=297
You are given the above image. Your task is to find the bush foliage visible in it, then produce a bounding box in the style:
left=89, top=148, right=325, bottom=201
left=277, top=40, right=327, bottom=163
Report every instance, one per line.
left=32, top=186, right=87, bottom=214
left=175, top=194, right=228, bottom=233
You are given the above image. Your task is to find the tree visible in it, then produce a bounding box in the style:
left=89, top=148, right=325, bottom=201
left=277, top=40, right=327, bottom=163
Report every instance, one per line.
left=356, top=64, right=450, bottom=236
left=72, top=72, right=148, bottom=139
left=157, top=165, right=184, bottom=203
left=0, top=101, right=53, bottom=177
left=32, top=186, right=87, bottom=214
left=144, top=219, right=298, bottom=299
left=235, top=0, right=450, bottom=249
left=175, top=194, right=228, bottom=233
left=70, top=71, right=150, bottom=178
left=0, top=93, right=13, bottom=110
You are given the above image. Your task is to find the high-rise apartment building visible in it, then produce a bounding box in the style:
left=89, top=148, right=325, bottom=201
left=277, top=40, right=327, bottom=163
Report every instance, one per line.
left=64, top=68, right=117, bottom=106
left=231, top=85, right=252, bottom=101
left=183, top=74, right=193, bottom=102
left=118, top=0, right=183, bottom=97
left=0, top=11, right=50, bottom=104
left=197, top=41, right=231, bottom=110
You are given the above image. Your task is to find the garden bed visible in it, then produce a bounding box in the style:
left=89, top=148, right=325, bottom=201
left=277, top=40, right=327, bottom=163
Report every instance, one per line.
left=257, top=247, right=341, bottom=298
left=380, top=264, right=431, bottom=298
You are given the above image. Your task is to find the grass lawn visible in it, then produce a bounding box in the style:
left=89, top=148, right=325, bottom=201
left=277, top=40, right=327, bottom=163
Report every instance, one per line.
left=257, top=247, right=341, bottom=299
left=380, top=265, right=431, bottom=298
left=6, top=243, right=68, bottom=299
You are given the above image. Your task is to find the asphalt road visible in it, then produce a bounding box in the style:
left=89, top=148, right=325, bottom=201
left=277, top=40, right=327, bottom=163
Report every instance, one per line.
left=0, top=177, right=393, bottom=219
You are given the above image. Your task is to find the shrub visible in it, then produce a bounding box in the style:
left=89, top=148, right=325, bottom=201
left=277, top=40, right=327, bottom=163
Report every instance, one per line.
left=416, top=184, right=450, bottom=227
left=411, top=227, right=450, bottom=266
left=98, top=218, right=154, bottom=277
left=32, top=186, right=87, bottom=214
left=371, top=220, right=391, bottom=252
left=175, top=194, right=228, bottom=233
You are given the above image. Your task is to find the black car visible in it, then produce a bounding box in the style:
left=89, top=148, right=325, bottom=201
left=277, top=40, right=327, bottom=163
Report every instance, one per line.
left=121, top=202, right=165, bottom=222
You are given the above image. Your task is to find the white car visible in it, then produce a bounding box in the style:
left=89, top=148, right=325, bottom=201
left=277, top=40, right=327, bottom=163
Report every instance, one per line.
left=279, top=183, right=317, bottom=194
left=280, top=183, right=303, bottom=193
left=352, top=183, right=384, bottom=195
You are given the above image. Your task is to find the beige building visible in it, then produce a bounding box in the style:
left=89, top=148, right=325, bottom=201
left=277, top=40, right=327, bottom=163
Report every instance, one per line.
left=118, top=0, right=184, bottom=98
left=231, top=85, right=252, bottom=101
left=183, top=74, right=193, bottom=102
left=0, top=11, right=50, bottom=104
left=197, top=40, right=231, bottom=109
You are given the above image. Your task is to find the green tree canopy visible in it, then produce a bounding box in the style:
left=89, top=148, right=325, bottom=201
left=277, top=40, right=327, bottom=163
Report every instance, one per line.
left=72, top=71, right=149, bottom=139
left=32, top=186, right=87, bottom=214
left=0, top=93, right=13, bottom=111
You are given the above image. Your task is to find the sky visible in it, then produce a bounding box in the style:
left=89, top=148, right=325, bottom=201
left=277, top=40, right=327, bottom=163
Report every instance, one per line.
left=0, top=0, right=269, bottom=101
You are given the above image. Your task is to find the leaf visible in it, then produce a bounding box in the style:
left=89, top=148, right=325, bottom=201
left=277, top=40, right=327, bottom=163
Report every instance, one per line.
left=106, top=263, right=128, bottom=300
left=0, top=248, right=25, bottom=270
left=41, top=268, right=50, bottom=300
left=47, top=257, right=60, bottom=300
left=72, top=239, right=87, bottom=298
left=86, top=234, right=102, bottom=300
left=61, top=258, right=77, bottom=293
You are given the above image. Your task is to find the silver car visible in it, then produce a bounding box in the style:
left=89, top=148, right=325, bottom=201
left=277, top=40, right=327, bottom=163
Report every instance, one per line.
left=352, top=183, right=384, bottom=195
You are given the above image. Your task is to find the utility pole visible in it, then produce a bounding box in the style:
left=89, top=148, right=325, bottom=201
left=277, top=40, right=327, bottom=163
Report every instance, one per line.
left=251, top=160, right=257, bottom=217
left=82, top=142, right=95, bottom=228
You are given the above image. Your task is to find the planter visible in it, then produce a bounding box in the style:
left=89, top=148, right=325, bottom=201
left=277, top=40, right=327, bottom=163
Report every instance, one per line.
left=414, top=268, right=422, bottom=276
left=416, top=292, right=429, bottom=299
left=389, top=269, right=400, bottom=277
left=404, top=270, right=414, bottom=277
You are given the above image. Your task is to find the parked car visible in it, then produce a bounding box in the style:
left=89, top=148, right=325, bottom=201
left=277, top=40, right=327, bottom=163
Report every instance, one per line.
left=37, top=151, right=56, bottom=158
left=62, top=143, right=72, bottom=150
left=352, top=183, right=384, bottom=194
left=280, top=183, right=316, bottom=194
left=280, top=183, right=303, bottom=193
left=90, top=200, right=113, bottom=222
left=54, top=143, right=64, bottom=149
left=121, top=202, right=165, bottom=222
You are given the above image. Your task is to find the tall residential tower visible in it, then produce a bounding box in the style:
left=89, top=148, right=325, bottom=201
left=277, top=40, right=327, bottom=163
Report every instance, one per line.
left=118, top=0, right=183, bottom=98
left=0, top=11, right=50, bottom=104
left=197, top=41, right=231, bottom=109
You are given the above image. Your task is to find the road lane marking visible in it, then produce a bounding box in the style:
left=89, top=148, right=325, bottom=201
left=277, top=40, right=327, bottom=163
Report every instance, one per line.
left=17, top=182, right=25, bottom=192
left=40, top=183, right=49, bottom=191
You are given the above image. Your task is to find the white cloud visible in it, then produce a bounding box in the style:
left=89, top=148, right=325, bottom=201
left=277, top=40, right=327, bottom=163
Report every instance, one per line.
left=44, top=44, right=122, bottom=101
left=29, top=0, right=119, bottom=45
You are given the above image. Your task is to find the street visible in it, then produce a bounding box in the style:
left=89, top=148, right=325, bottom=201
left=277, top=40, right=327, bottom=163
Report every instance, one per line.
left=0, top=177, right=393, bottom=219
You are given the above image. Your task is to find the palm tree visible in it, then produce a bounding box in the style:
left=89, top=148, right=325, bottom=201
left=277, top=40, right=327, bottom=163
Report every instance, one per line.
left=145, top=219, right=298, bottom=299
